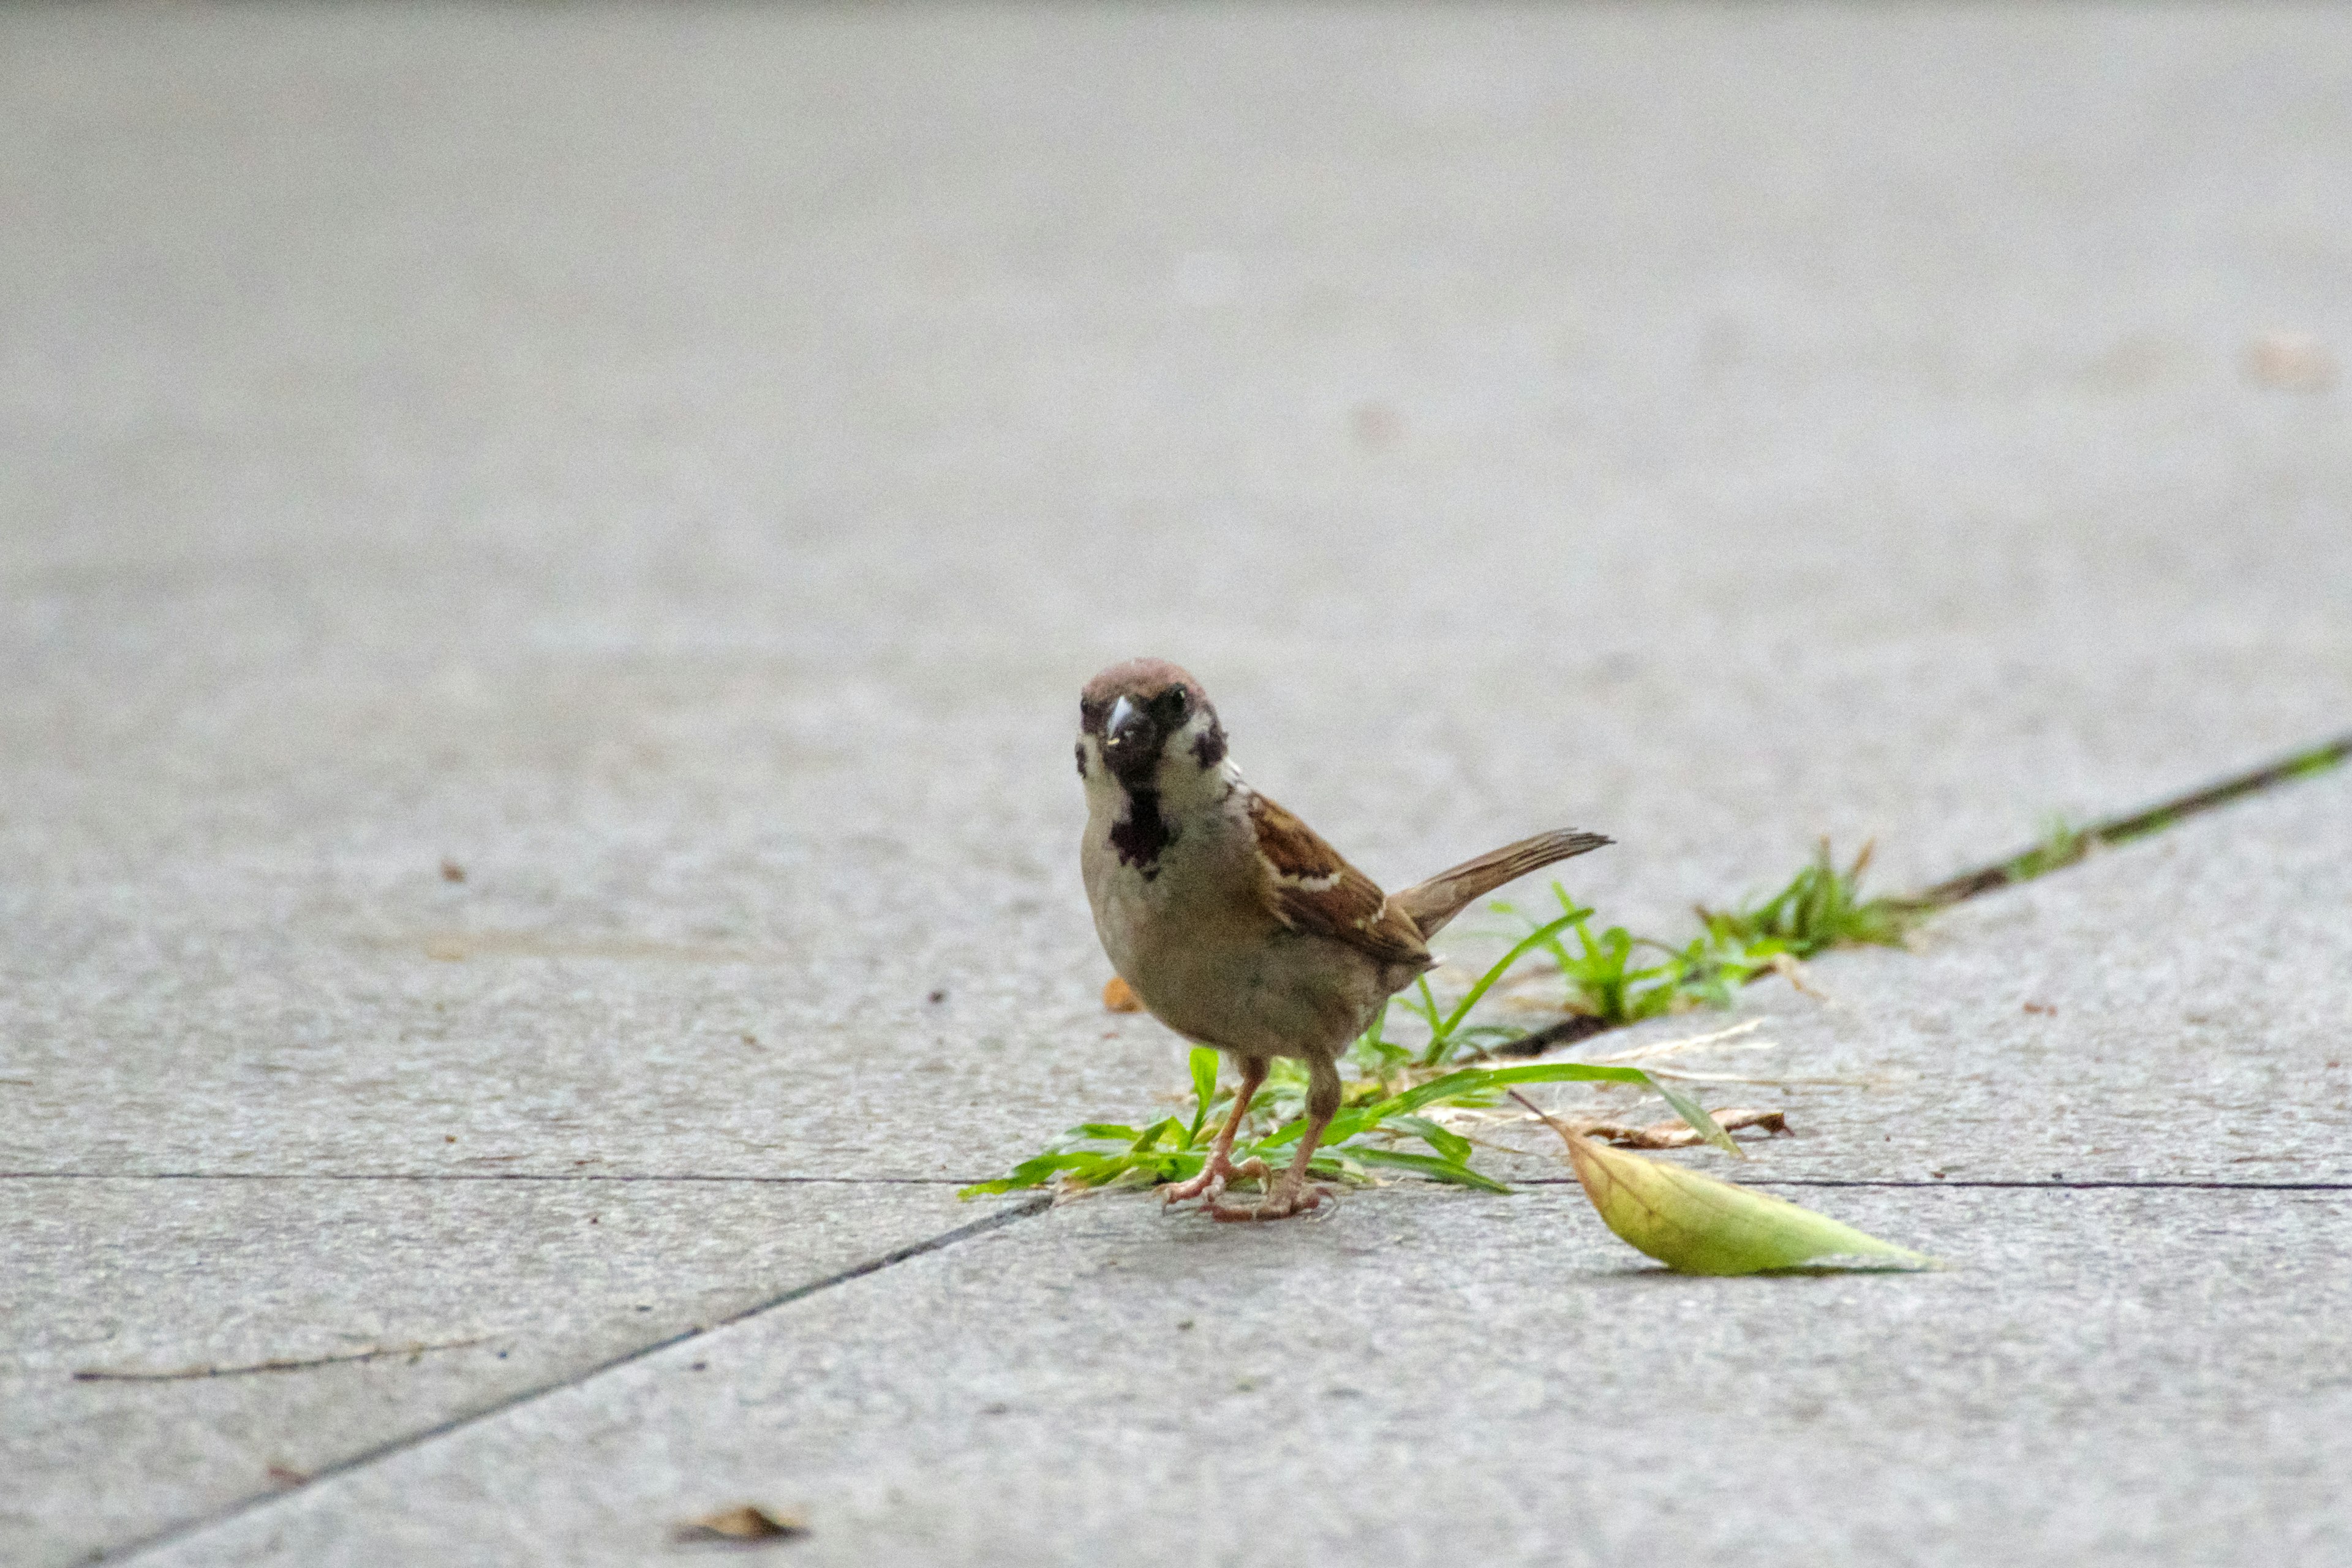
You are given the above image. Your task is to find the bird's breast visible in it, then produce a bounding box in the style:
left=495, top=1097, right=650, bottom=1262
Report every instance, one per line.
left=1080, top=804, right=1381, bottom=1059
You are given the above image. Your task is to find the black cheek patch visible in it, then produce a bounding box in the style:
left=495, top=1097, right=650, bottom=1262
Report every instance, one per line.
left=1074, top=740, right=1087, bottom=779
left=1108, top=786, right=1176, bottom=878
left=1189, top=721, right=1226, bottom=769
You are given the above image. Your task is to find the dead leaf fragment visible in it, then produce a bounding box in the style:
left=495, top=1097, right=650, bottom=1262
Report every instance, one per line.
left=439, top=859, right=467, bottom=883
left=2246, top=333, right=2335, bottom=392
left=674, top=1505, right=807, bottom=1544
left=1769, top=952, right=1833, bottom=1000
left=1102, top=976, right=1144, bottom=1013
left=1580, top=1107, right=1788, bottom=1149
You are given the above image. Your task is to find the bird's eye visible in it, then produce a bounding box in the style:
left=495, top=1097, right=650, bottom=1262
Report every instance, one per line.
left=1152, top=689, right=1190, bottom=727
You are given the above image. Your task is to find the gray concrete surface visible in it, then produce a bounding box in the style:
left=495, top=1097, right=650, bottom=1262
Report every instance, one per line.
left=2, top=2, right=2348, bottom=1564
left=6, top=3, right=2349, bottom=1187
left=1480, top=766, right=2352, bottom=1186
left=143, top=1185, right=2352, bottom=1568
left=1, top=1180, right=1005, bottom=1567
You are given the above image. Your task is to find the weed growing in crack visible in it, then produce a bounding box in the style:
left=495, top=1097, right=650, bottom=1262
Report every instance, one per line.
left=1997, top=815, right=2094, bottom=884
left=2282, top=742, right=2348, bottom=781
left=1697, top=838, right=1920, bottom=956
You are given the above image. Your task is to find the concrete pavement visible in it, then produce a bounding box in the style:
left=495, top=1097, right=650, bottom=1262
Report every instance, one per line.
left=3, top=4, right=2348, bottom=1562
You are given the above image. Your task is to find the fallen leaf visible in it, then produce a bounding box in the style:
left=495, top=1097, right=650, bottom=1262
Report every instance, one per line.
left=439, top=859, right=467, bottom=883
left=2246, top=333, right=2335, bottom=392
left=1769, top=952, right=1833, bottom=1000
left=674, top=1505, right=807, bottom=1543
left=1102, top=976, right=1144, bottom=1013
left=1560, top=1129, right=1932, bottom=1275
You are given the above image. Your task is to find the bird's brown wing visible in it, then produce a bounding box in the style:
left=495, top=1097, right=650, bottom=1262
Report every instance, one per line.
left=1246, top=793, right=1433, bottom=969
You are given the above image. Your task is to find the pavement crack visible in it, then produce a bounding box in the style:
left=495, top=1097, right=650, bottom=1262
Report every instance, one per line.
left=1911, top=728, right=2352, bottom=907
left=75, top=1338, right=491, bottom=1383
left=97, top=1192, right=1052, bottom=1564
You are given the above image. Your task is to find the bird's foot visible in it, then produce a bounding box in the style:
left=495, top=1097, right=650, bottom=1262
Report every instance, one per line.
left=1206, top=1176, right=1333, bottom=1223
left=1162, top=1155, right=1270, bottom=1209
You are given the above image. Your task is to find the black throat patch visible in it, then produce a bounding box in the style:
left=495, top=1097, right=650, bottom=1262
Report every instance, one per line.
left=1108, top=786, right=1176, bottom=878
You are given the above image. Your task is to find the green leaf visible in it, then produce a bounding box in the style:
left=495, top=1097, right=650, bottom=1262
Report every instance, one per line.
left=1427, top=906, right=1590, bottom=1057
left=1639, top=1077, right=1743, bottom=1159
left=957, top=1152, right=1101, bottom=1196
left=1562, top=1131, right=1932, bottom=1275
left=1346, top=1147, right=1512, bottom=1192
left=1385, top=1114, right=1472, bottom=1165
left=1186, top=1047, right=1221, bottom=1146
left=1461, top=1063, right=1741, bottom=1157
left=1065, top=1123, right=1140, bottom=1144
left=1354, top=1147, right=1514, bottom=1194
left=1129, top=1117, right=1183, bottom=1152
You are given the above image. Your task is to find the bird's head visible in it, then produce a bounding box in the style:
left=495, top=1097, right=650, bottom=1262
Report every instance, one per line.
left=1076, top=658, right=1230, bottom=799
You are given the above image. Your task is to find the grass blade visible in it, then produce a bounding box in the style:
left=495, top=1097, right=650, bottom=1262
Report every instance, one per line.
left=1385, top=1113, right=1473, bottom=1164
left=1186, top=1047, right=1220, bottom=1147
left=1346, top=1147, right=1512, bottom=1192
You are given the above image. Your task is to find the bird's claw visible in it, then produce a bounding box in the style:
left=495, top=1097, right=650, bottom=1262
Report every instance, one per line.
left=1205, top=1180, right=1333, bottom=1223
left=1163, top=1156, right=1272, bottom=1212
left=1160, top=1172, right=1219, bottom=1206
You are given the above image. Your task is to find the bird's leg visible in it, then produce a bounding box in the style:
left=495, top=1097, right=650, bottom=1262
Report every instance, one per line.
left=1212, top=1054, right=1340, bottom=1222
left=1161, top=1057, right=1268, bottom=1207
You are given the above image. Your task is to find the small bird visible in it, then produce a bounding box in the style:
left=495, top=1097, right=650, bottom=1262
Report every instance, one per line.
left=1076, top=658, right=1610, bottom=1221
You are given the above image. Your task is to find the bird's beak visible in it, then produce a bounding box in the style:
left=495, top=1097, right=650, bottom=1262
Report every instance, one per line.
left=1103, top=695, right=1151, bottom=758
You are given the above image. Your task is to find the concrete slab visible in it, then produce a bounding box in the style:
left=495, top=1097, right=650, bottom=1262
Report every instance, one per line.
left=1, top=6, right=2347, bottom=1564
left=2, top=2, right=2349, bottom=1188
left=1476, top=766, right=2352, bottom=1186
left=139, top=1184, right=2352, bottom=1567
left=0, top=1179, right=1004, bottom=1568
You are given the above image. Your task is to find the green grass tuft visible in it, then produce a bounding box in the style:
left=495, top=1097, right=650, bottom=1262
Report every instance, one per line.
left=1697, top=838, right=1919, bottom=956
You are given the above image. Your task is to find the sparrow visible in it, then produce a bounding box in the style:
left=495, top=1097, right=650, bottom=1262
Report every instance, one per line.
left=1076, top=658, right=1610, bottom=1221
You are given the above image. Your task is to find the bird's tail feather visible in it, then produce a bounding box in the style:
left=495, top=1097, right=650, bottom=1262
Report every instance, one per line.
left=1392, top=829, right=1611, bottom=940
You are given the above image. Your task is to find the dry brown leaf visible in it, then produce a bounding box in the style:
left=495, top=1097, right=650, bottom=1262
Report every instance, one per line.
left=1769, top=952, right=1833, bottom=999
left=2246, top=333, right=2336, bottom=392
left=674, top=1505, right=807, bottom=1544
left=1579, top=1107, right=1787, bottom=1149
left=1102, top=976, right=1144, bottom=1013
